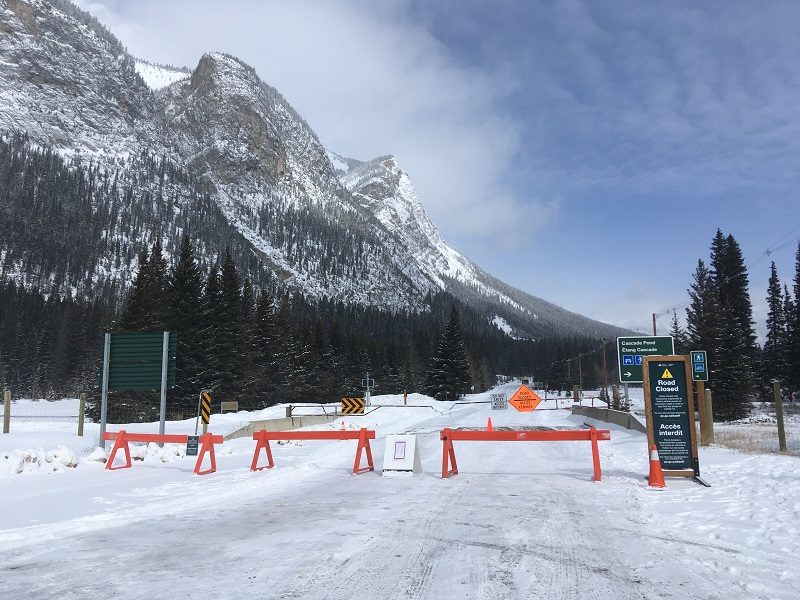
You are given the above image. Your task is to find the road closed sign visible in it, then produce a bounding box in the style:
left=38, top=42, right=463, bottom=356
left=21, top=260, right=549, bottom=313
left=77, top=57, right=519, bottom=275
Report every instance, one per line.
left=509, top=385, right=542, bottom=412
left=642, top=356, right=699, bottom=477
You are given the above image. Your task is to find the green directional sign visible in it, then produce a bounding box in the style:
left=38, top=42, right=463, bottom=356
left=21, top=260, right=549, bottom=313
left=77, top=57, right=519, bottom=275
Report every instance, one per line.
left=105, top=332, right=177, bottom=391
left=617, top=336, right=674, bottom=383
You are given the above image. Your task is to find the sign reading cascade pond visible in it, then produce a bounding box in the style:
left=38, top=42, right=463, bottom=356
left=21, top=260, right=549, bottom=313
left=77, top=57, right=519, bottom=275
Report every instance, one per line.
left=644, top=358, right=697, bottom=474
left=616, top=336, right=674, bottom=383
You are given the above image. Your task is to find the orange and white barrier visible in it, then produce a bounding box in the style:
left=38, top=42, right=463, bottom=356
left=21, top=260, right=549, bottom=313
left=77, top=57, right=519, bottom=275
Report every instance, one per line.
left=251, top=428, right=376, bottom=475
left=102, top=431, right=223, bottom=475
left=439, top=426, right=611, bottom=481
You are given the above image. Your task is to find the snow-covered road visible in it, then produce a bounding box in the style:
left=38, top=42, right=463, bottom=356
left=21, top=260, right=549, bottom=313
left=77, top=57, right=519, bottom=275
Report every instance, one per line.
left=2, top=384, right=799, bottom=599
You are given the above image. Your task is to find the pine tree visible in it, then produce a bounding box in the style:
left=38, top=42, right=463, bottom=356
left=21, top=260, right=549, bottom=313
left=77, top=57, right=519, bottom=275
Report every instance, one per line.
left=216, top=248, right=245, bottom=403
left=783, top=283, right=795, bottom=389
left=686, top=259, right=720, bottom=366
left=669, top=309, right=689, bottom=355
left=118, top=247, right=150, bottom=330
left=425, top=305, right=472, bottom=400
left=710, top=232, right=757, bottom=420
left=168, top=233, right=205, bottom=409
left=762, top=262, right=787, bottom=395
left=788, top=243, right=800, bottom=392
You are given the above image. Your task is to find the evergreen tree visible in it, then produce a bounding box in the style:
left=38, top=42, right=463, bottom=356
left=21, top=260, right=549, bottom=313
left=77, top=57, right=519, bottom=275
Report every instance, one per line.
left=788, top=243, right=800, bottom=392
left=685, top=259, right=720, bottom=365
left=425, top=305, right=472, bottom=400
left=669, top=309, right=689, bottom=355
left=783, top=283, right=795, bottom=389
left=710, top=232, right=757, bottom=420
left=762, top=262, right=787, bottom=394
left=168, top=233, right=205, bottom=409
left=118, top=248, right=150, bottom=330
left=216, top=248, right=245, bottom=403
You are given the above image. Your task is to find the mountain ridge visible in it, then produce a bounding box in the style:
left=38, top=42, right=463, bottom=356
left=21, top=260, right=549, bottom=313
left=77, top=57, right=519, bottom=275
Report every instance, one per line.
left=0, top=0, right=630, bottom=340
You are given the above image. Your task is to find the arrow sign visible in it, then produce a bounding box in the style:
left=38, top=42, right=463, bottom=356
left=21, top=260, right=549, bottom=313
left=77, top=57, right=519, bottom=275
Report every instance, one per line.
left=624, top=371, right=632, bottom=378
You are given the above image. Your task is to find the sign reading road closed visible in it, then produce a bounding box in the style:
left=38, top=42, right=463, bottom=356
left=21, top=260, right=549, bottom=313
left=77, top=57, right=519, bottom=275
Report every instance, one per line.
left=642, top=356, right=699, bottom=477
left=617, top=336, right=674, bottom=383
left=490, top=393, right=508, bottom=410
left=508, top=385, right=542, bottom=412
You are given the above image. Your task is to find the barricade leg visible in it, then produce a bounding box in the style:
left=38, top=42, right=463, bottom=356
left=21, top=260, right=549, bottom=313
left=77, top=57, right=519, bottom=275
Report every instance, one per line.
left=590, top=427, right=601, bottom=482
left=250, top=437, right=274, bottom=472
left=106, top=431, right=132, bottom=471
left=194, top=434, right=219, bottom=476
left=441, top=430, right=458, bottom=479
left=353, top=428, right=374, bottom=475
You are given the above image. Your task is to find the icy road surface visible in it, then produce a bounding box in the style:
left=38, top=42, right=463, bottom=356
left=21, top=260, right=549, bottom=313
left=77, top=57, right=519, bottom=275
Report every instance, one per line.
left=1, top=383, right=799, bottom=599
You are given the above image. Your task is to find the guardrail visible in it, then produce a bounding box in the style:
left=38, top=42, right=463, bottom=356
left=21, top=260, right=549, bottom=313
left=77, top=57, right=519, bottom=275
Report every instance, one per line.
left=571, top=406, right=647, bottom=433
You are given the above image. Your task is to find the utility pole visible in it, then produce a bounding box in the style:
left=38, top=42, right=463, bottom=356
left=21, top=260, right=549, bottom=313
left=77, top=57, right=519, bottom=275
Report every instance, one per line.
left=652, top=313, right=658, bottom=335
left=601, top=341, right=608, bottom=404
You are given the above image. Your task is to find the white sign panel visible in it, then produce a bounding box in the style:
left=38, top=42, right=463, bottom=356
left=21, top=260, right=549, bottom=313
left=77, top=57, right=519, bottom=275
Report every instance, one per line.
left=491, top=393, right=508, bottom=410
left=382, top=434, right=422, bottom=477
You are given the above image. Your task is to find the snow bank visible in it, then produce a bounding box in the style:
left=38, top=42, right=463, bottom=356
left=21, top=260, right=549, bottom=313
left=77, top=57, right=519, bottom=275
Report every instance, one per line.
left=0, top=445, right=77, bottom=476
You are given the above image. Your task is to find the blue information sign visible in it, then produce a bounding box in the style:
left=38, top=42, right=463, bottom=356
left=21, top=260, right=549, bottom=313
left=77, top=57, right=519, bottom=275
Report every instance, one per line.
left=690, top=350, right=708, bottom=382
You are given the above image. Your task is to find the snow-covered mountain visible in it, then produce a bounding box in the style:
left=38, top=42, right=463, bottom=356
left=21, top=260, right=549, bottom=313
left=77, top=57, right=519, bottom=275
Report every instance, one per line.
left=0, top=0, right=628, bottom=339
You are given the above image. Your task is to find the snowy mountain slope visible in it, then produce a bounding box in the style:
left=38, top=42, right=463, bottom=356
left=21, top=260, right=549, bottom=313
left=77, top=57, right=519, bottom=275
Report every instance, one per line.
left=0, top=0, right=166, bottom=161
left=0, top=0, right=629, bottom=337
left=337, top=152, right=626, bottom=338
left=134, top=59, right=189, bottom=90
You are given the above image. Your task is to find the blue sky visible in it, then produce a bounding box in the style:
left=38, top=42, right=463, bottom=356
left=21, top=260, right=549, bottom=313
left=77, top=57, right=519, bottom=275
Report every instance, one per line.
left=79, top=0, right=800, bottom=335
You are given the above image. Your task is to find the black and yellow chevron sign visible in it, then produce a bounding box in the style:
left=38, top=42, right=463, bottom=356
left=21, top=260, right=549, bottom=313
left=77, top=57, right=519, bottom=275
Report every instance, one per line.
left=200, top=391, right=212, bottom=424
left=341, top=397, right=365, bottom=415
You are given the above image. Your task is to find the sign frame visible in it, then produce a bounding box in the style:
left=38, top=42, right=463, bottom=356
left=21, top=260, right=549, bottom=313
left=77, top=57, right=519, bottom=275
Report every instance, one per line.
left=616, top=336, right=675, bottom=383
left=642, top=355, right=699, bottom=478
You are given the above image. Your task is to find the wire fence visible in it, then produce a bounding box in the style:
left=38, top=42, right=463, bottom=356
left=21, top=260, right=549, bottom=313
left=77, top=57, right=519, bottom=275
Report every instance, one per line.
left=0, top=397, right=81, bottom=435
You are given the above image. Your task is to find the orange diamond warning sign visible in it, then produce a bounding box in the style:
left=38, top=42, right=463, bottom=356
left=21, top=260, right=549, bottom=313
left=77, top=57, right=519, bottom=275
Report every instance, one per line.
left=508, top=385, right=542, bottom=412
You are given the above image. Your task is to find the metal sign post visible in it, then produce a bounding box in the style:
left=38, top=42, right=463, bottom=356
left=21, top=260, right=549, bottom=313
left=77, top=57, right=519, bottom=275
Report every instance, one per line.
left=158, top=331, right=169, bottom=441
left=361, top=374, right=375, bottom=406
left=99, top=333, right=111, bottom=448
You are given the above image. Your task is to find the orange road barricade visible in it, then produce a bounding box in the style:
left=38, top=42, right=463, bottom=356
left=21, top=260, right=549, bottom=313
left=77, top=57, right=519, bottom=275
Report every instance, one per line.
left=102, top=431, right=224, bottom=475
left=251, top=427, right=376, bottom=475
left=439, top=426, right=611, bottom=481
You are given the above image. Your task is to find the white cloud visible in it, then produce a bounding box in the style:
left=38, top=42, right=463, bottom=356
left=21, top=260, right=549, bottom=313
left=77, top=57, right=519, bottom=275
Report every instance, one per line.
left=73, top=0, right=557, bottom=246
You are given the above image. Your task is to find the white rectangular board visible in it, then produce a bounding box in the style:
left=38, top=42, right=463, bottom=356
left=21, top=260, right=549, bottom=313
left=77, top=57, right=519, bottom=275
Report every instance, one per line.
left=382, top=434, right=422, bottom=476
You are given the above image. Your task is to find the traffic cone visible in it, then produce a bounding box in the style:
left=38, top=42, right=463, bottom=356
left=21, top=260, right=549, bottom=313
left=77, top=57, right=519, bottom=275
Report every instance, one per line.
left=648, top=444, right=666, bottom=488
left=487, top=417, right=493, bottom=432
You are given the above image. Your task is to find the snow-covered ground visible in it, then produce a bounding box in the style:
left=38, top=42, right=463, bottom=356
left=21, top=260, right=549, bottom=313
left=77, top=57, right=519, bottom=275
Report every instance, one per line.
left=1, top=383, right=799, bottom=599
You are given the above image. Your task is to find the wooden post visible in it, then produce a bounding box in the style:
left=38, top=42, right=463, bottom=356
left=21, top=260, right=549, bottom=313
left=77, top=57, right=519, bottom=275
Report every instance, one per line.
left=704, top=389, right=714, bottom=444
left=773, top=380, right=787, bottom=453
left=3, top=389, right=10, bottom=434
left=77, top=393, right=86, bottom=437
left=652, top=313, right=657, bottom=335
left=697, top=381, right=708, bottom=446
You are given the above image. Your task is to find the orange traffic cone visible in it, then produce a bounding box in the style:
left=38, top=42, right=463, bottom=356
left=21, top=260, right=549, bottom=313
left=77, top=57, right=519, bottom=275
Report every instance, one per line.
left=648, top=444, right=666, bottom=488
left=487, top=417, right=493, bottom=432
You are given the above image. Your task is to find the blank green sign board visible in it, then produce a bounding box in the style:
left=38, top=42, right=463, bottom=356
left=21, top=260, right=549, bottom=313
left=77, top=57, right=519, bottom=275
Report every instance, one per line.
left=106, top=332, right=177, bottom=391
